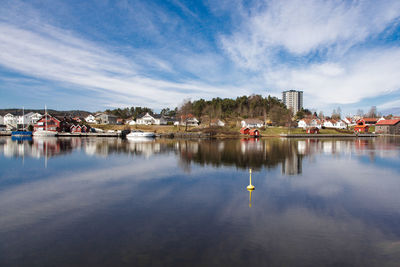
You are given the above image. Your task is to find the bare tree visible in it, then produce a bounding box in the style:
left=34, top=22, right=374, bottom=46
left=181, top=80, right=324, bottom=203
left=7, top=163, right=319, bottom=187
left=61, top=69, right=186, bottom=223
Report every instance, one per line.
left=367, top=106, right=377, bottom=118
left=178, top=99, right=193, bottom=131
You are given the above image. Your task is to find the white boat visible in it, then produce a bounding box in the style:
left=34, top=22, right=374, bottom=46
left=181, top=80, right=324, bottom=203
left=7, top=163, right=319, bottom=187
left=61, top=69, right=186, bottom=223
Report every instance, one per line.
left=126, top=130, right=156, bottom=138
left=33, top=130, right=57, bottom=137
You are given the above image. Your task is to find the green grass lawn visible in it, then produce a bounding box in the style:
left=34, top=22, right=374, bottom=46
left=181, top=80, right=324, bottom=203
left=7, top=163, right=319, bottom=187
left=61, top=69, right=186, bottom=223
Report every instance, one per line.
left=260, top=127, right=354, bottom=136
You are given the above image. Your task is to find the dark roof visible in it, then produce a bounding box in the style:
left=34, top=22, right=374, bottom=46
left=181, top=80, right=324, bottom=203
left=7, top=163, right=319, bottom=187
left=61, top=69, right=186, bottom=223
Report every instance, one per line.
left=152, top=114, right=163, bottom=119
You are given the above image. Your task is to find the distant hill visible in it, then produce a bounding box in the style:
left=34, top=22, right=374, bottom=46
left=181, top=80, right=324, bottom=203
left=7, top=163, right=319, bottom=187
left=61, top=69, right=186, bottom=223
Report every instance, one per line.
left=0, top=109, right=93, bottom=117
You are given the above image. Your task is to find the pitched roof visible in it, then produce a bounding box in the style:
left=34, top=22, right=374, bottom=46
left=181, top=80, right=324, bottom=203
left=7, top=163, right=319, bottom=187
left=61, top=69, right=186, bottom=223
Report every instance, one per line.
left=363, top=117, right=379, bottom=122
left=376, top=119, right=400, bottom=126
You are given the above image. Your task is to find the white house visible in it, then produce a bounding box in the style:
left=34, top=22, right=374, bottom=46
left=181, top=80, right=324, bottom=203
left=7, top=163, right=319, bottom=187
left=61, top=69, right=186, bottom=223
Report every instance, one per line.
left=126, top=119, right=136, bottom=125
left=210, top=119, right=225, bottom=127
left=183, top=117, right=199, bottom=126
left=322, top=119, right=347, bottom=129
left=136, top=113, right=167, bottom=125
left=297, top=119, right=308, bottom=128
left=0, top=115, right=3, bottom=124
left=298, top=118, right=322, bottom=129
left=323, top=120, right=335, bottom=128
left=16, top=112, right=42, bottom=125
left=4, top=113, right=16, bottom=126
left=30, top=113, right=42, bottom=124
left=241, top=119, right=264, bottom=128
left=85, top=114, right=96, bottom=123
left=343, top=117, right=353, bottom=125
left=334, top=120, right=347, bottom=129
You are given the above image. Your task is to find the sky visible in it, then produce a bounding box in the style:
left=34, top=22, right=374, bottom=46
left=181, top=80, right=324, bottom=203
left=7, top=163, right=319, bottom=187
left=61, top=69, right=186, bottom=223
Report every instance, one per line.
left=0, top=0, right=399, bottom=115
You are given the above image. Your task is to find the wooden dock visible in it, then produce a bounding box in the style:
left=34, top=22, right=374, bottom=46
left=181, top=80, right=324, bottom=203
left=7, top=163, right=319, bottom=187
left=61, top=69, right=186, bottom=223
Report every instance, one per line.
left=0, top=132, right=121, bottom=137
left=0, top=131, right=11, bottom=136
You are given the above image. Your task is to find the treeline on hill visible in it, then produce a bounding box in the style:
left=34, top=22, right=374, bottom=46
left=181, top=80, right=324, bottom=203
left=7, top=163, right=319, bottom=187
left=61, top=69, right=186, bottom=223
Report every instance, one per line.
left=104, top=107, right=178, bottom=119
left=104, top=95, right=291, bottom=126
left=180, top=95, right=291, bottom=126
left=0, top=109, right=91, bottom=117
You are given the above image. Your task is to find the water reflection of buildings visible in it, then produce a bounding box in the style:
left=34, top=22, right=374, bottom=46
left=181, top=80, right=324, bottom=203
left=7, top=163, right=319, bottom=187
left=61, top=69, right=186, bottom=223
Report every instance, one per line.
left=282, top=151, right=302, bottom=175
left=0, top=137, right=172, bottom=160
left=1, top=137, right=397, bottom=172
left=0, top=137, right=68, bottom=159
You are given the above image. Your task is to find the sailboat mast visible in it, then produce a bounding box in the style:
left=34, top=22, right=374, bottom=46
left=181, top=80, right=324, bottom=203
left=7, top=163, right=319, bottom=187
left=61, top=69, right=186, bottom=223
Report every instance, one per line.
left=45, top=105, right=47, bottom=132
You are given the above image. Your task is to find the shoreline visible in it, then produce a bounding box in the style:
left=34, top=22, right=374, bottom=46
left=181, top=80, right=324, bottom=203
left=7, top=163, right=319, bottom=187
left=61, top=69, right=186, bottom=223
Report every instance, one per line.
left=0, top=131, right=386, bottom=139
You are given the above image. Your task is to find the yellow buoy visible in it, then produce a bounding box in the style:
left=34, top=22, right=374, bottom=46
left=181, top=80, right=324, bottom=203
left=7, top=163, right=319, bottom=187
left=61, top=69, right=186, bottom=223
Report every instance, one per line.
left=247, top=168, right=255, bottom=191
left=247, top=168, right=255, bottom=207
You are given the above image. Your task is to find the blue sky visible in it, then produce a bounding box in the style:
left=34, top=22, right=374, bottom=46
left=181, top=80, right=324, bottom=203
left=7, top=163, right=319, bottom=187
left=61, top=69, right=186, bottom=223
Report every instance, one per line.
left=0, top=0, right=399, bottom=115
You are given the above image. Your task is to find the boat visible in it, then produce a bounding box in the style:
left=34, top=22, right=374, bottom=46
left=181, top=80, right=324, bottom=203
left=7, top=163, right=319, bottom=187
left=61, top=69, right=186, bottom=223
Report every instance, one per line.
left=33, top=106, right=57, bottom=137
left=12, top=130, right=33, bottom=137
left=33, top=130, right=57, bottom=137
left=126, top=130, right=156, bottom=139
left=12, top=107, right=32, bottom=137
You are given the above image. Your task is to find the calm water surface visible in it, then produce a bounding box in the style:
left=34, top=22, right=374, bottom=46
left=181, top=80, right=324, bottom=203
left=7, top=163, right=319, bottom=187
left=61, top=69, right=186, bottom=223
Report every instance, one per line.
left=1, top=136, right=400, bottom=266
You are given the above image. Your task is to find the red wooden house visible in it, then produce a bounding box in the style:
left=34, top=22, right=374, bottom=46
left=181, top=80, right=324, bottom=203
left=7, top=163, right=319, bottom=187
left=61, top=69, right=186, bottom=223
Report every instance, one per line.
left=70, top=124, right=88, bottom=133
left=34, top=114, right=60, bottom=132
left=354, top=119, right=369, bottom=133
left=70, top=125, right=82, bottom=133
left=249, top=129, right=260, bottom=137
left=306, top=127, right=319, bottom=134
left=240, top=127, right=250, bottom=135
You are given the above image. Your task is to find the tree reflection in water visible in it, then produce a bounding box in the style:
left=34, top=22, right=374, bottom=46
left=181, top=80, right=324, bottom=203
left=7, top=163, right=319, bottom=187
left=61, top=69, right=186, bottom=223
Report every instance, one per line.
left=1, top=136, right=399, bottom=174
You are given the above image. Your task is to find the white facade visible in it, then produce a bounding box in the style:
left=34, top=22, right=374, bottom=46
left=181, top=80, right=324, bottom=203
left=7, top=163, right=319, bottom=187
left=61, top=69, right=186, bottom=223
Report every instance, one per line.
left=30, top=113, right=42, bottom=124
left=182, top=117, right=199, bottom=126
left=241, top=119, right=264, bottom=128
left=211, top=119, right=225, bottom=127
left=297, top=119, right=308, bottom=128
left=282, top=90, right=303, bottom=114
left=16, top=112, right=42, bottom=125
left=4, top=113, right=16, bottom=126
left=127, top=119, right=136, bottom=125
left=334, top=120, right=347, bottom=129
left=85, top=114, right=96, bottom=123
left=0, top=115, right=3, bottom=125
left=323, top=120, right=334, bottom=128
left=298, top=119, right=322, bottom=129
left=136, top=113, right=166, bottom=125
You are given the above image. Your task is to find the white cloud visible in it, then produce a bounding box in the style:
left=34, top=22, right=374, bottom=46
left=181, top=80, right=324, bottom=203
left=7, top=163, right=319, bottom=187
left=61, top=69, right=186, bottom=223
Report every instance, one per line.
left=378, top=99, right=400, bottom=110
left=266, top=48, right=400, bottom=108
left=220, top=0, right=400, bottom=69
left=218, top=0, right=400, bottom=110
left=0, top=22, right=242, bottom=108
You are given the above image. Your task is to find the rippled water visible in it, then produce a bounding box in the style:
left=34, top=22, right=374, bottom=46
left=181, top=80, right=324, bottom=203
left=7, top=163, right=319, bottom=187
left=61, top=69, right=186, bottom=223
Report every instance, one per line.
left=0, top=136, right=400, bottom=266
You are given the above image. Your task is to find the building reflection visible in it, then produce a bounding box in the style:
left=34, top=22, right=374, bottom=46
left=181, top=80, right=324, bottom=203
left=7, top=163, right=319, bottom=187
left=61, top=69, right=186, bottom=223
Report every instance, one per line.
left=0, top=136, right=397, bottom=172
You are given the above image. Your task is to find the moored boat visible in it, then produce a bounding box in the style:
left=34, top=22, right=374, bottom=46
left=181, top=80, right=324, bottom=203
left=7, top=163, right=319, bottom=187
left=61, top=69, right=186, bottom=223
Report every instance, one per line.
left=33, top=130, right=57, bottom=137
left=126, top=130, right=156, bottom=139
left=12, top=130, right=33, bottom=137
left=11, top=107, right=33, bottom=137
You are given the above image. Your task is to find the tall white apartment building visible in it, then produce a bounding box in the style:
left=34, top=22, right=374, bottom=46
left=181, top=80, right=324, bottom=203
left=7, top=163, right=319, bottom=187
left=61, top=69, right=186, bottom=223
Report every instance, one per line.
left=282, top=90, right=303, bottom=114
